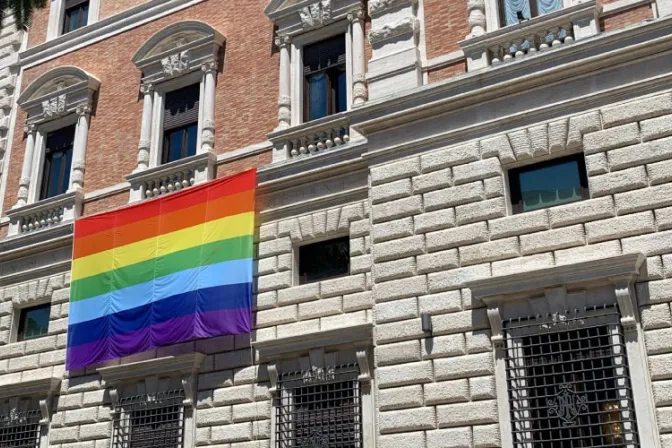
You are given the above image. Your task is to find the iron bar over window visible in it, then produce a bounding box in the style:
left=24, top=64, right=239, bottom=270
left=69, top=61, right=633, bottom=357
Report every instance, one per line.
left=62, top=0, right=89, bottom=34
left=303, top=35, right=347, bottom=122
left=0, top=409, right=41, bottom=448
left=500, top=0, right=563, bottom=26
left=275, top=363, right=362, bottom=447
left=40, top=124, right=75, bottom=200
left=112, top=390, right=184, bottom=448
left=503, top=304, right=639, bottom=447
left=163, top=84, right=199, bottom=164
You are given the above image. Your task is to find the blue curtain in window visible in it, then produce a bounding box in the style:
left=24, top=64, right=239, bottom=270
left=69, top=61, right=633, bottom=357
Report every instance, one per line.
left=536, top=0, right=563, bottom=15
left=308, top=72, right=328, bottom=121
left=502, top=0, right=531, bottom=25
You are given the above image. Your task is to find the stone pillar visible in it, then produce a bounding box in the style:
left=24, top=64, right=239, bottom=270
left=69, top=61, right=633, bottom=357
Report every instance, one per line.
left=69, top=104, right=91, bottom=191
left=200, top=61, right=217, bottom=153
left=16, top=124, right=36, bottom=207
left=659, top=0, right=672, bottom=17
left=349, top=8, right=368, bottom=105
left=467, top=0, right=487, bottom=37
left=275, top=34, right=292, bottom=130
left=366, top=0, right=423, bottom=99
left=135, top=83, right=154, bottom=173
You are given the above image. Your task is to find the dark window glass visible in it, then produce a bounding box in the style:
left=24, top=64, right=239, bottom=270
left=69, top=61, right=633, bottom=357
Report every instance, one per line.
left=298, top=237, right=349, bottom=284
left=113, top=390, right=184, bottom=448
left=303, top=35, right=347, bottom=122
left=509, top=153, right=589, bottom=214
left=163, top=84, right=199, bottom=164
left=500, top=0, right=562, bottom=26
left=40, top=125, right=75, bottom=200
left=62, top=0, right=89, bottom=34
left=17, top=304, right=50, bottom=342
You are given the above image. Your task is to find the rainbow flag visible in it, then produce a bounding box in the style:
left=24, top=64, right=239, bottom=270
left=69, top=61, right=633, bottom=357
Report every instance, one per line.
left=66, top=170, right=255, bottom=370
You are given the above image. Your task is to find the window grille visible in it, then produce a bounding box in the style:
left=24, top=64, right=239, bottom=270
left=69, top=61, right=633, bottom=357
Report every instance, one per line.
left=275, top=363, right=362, bottom=448
left=503, top=304, right=639, bottom=447
left=0, top=409, right=41, bottom=448
left=112, top=390, right=184, bottom=448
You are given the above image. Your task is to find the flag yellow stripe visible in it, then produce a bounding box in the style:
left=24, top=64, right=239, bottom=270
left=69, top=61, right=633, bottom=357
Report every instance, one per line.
left=71, top=212, right=254, bottom=281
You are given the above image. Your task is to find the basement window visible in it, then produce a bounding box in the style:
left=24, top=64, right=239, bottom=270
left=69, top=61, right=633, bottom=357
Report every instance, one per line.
left=508, top=153, right=589, bottom=214
left=298, top=237, right=350, bottom=285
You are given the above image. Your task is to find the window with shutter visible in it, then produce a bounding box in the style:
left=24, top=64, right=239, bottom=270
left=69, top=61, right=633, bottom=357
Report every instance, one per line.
left=303, top=35, right=347, bottom=122
left=162, top=84, right=200, bottom=164
left=40, top=125, right=75, bottom=200
left=62, top=0, right=89, bottom=34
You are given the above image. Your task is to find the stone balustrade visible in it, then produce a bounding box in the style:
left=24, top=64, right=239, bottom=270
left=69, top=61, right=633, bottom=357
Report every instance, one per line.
left=269, top=114, right=351, bottom=163
left=460, top=0, right=599, bottom=71
left=5, top=189, right=83, bottom=237
left=126, top=151, right=216, bottom=202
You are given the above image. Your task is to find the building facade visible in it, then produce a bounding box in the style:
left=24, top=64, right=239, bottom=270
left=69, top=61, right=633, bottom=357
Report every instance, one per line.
left=0, top=0, right=670, bottom=446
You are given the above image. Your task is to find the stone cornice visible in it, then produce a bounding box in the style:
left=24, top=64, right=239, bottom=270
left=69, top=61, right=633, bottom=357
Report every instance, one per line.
left=253, top=323, right=373, bottom=361
left=98, top=353, right=206, bottom=385
left=0, top=377, right=61, bottom=400
left=466, top=253, right=645, bottom=300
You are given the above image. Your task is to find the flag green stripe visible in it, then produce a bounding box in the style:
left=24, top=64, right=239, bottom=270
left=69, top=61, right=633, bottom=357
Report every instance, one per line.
left=70, top=235, right=254, bottom=303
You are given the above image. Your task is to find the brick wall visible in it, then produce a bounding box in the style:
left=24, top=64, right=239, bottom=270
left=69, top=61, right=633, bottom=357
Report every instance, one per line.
left=424, top=0, right=469, bottom=59
left=5, top=0, right=278, bottom=216
left=427, top=60, right=466, bottom=84
left=600, top=3, right=654, bottom=32
left=99, top=0, right=151, bottom=20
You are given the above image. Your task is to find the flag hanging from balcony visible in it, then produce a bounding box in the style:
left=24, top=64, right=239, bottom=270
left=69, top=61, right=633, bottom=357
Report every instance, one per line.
left=66, top=169, right=256, bottom=370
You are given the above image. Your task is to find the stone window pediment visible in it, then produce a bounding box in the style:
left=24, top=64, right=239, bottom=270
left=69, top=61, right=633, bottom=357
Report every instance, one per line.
left=18, top=66, right=99, bottom=126
left=132, top=21, right=225, bottom=86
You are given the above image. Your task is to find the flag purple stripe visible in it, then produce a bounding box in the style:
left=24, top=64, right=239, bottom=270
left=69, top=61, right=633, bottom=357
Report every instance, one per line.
left=66, top=307, right=251, bottom=370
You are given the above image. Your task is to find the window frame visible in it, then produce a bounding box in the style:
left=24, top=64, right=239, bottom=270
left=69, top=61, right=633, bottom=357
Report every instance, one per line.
left=296, top=235, right=351, bottom=286
left=302, top=35, right=348, bottom=122
left=508, top=152, right=590, bottom=215
left=290, top=21, right=353, bottom=126
left=61, top=0, right=89, bottom=35
left=39, top=124, right=76, bottom=200
left=484, top=0, right=572, bottom=31
left=46, top=0, right=99, bottom=40
left=16, top=303, right=51, bottom=342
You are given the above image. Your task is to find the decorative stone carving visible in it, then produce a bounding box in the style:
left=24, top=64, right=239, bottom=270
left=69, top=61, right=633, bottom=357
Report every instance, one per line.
left=610, top=275, right=638, bottom=331
left=41, top=94, right=66, bottom=118
left=467, top=0, right=486, bottom=37
left=368, top=16, right=420, bottom=44
left=486, top=303, right=504, bottom=347
left=356, top=348, right=371, bottom=382
left=368, top=0, right=417, bottom=16
left=299, top=0, right=332, bottom=29
left=161, top=50, right=190, bottom=76
left=352, top=74, right=368, bottom=104
left=267, top=363, right=278, bottom=396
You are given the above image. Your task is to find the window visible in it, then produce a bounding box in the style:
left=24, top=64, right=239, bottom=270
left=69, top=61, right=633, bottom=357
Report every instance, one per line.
left=17, top=304, right=50, bottom=342
left=275, top=363, right=362, bottom=447
left=303, top=35, right=347, bottom=122
left=500, top=0, right=563, bottom=26
left=0, top=409, right=41, bottom=448
left=162, top=84, right=199, bottom=164
left=62, top=0, right=89, bottom=34
left=40, top=125, right=75, bottom=200
left=508, top=153, right=589, bottom=214
left=504, top=305, right=638, bottom=447
left=298, top=237, right=350, bottom=284
left=113, top=390, right=184, bottom=448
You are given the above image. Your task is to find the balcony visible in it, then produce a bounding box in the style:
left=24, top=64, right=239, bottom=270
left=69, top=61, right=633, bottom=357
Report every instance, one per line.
left=125, top=151, right=216, bottom=202
left=269, top=113, right=351, bottom=163
left=460, top=0, right=600, bottom=71
left=5, top=189, right=83, bottom=238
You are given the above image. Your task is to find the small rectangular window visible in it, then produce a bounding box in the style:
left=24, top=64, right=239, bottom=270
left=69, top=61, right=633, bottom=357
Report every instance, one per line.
left=113, top=390, right=184, bottom=448
left=298, top=236, right=350, bottom=285
left=303, top=35, right=347, bottom=122
left=40, top=125, right=75, bottom=200
left=504, top=306, right=639, bottom=447
left=163, top=84, right=199, bottom=164
left=276, top=363, right=362, bottom=447
left=0, top=409, right=41, bottom=448
left=17, top=304, right=50, bottom=342
left=62, top=0, right=89, bottom=34
left=500, top=0, right=563, bottom=26
left=508, top=153, right=589, bottom=214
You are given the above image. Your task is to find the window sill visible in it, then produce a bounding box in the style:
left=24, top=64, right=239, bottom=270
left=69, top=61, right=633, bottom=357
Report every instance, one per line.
left=125, top=151, right=216, bottom=203
left=459, top=0, right=600, bottom=70
left=5, top=189, right=83, bottom=239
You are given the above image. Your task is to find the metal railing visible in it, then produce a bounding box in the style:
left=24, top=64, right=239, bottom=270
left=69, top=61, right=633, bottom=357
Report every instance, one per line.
left=0, top=409, right=41, bottom=448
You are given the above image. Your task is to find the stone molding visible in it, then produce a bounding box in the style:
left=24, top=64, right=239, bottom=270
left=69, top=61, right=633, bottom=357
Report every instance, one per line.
left=253, top=322, right=373, bottom=361
left=368, top=0, right=417, bottom=16
left=132, top=20, right=225, bottom=86
left=0, top=377, right=61, bottom=401
left=299, top=0, right=333, bottom=29
left=368, top=16, right=420, bottom=44
left=5, top=189, right=84, bottom=238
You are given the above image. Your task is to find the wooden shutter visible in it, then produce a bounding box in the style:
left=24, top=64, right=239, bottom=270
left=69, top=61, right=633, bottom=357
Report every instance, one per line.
left=164, top=84, right=200, bottom=131
left=303, top=35, right=346, bottom=75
